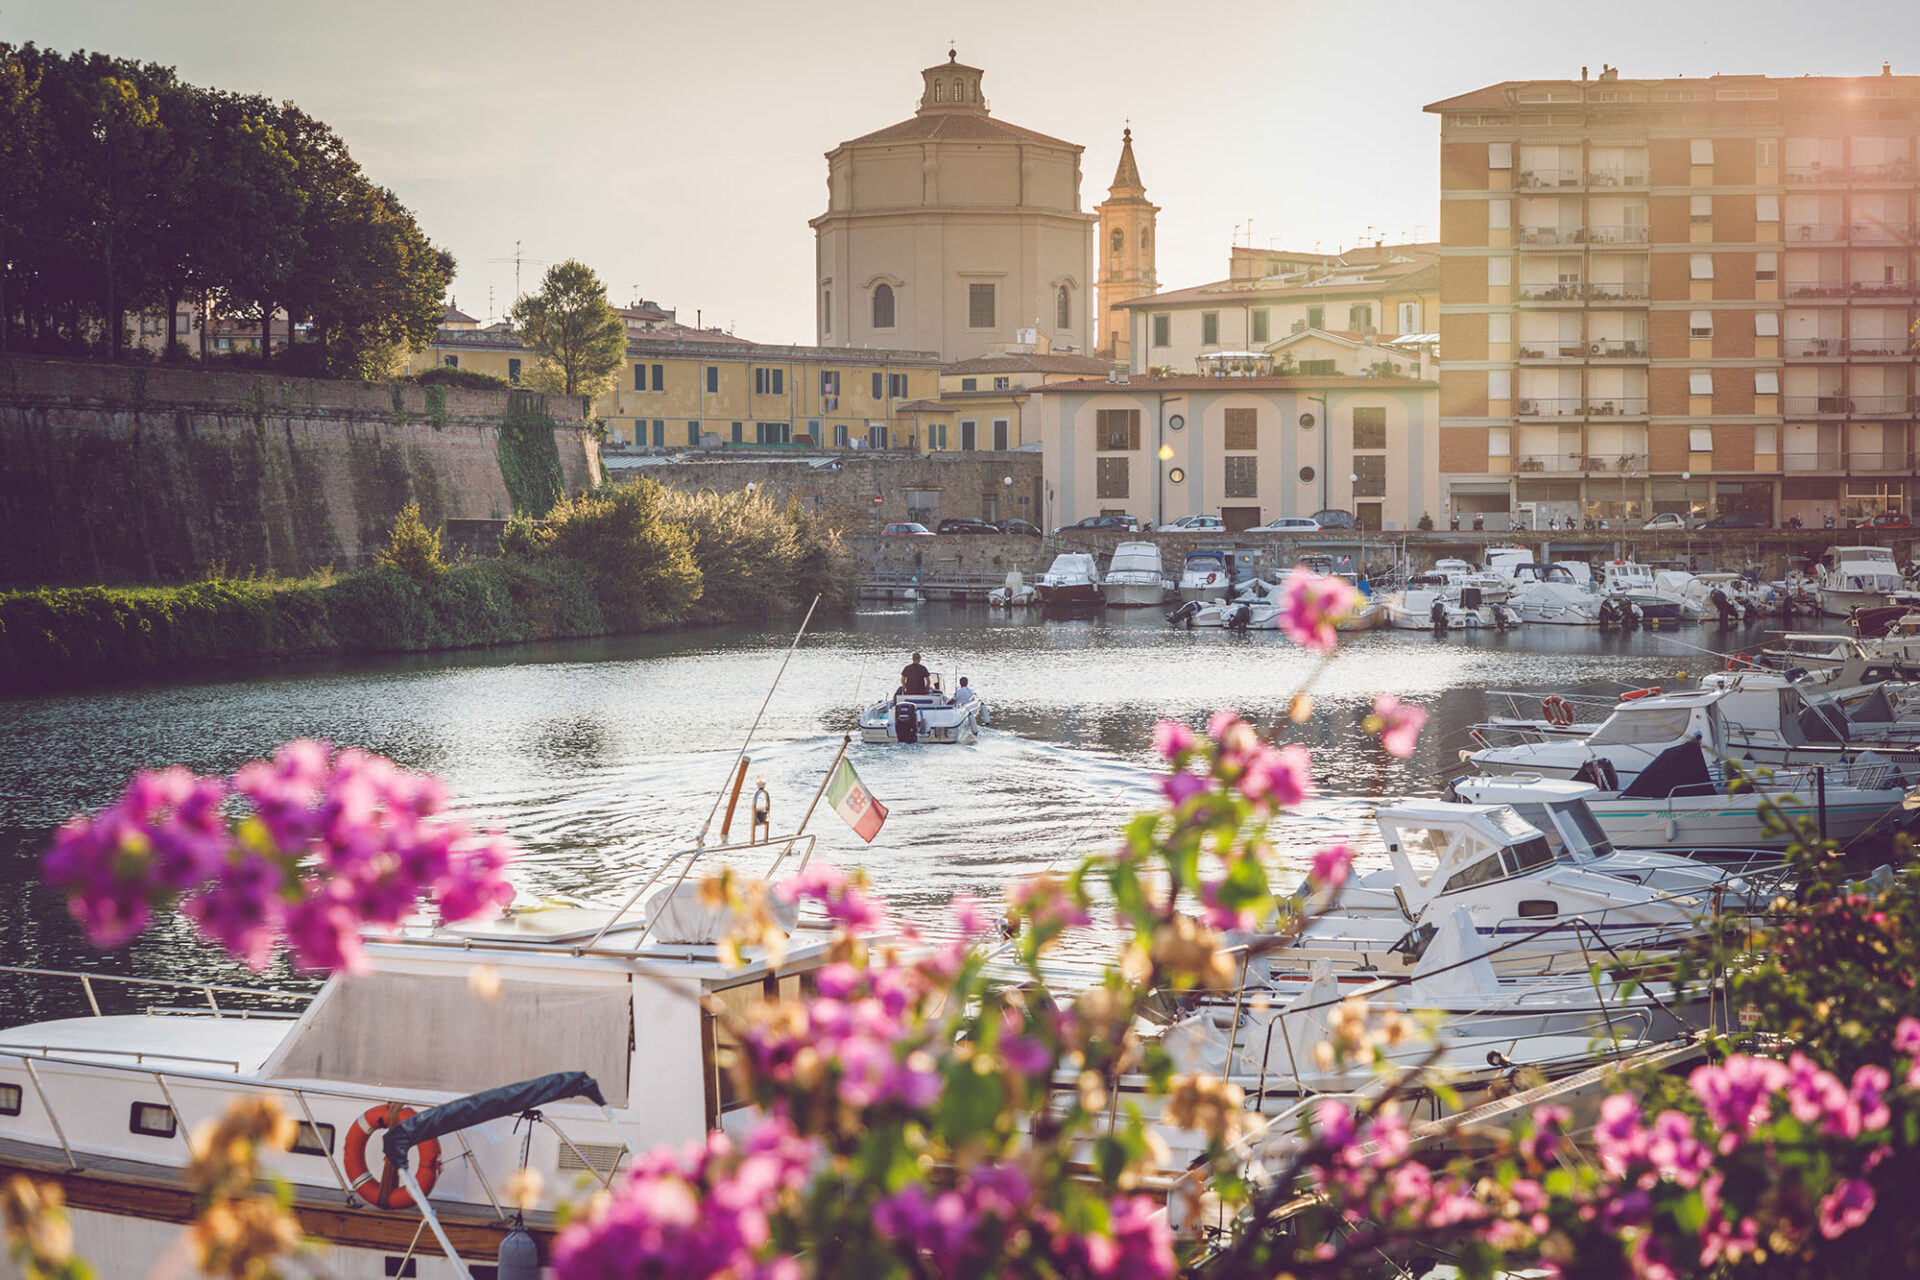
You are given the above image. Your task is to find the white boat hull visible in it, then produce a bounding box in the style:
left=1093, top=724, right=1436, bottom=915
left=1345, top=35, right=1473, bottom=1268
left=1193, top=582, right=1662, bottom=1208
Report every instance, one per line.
left=1103, top=579, right=1169, bottom=607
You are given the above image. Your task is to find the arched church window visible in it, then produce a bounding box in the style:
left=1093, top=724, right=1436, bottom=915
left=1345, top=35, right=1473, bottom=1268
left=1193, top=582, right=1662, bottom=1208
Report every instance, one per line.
left=1141, top=228, right=1151, bottom=253
left=1056, top=285, right=1072, bottom=330
left=934, top=81, right=946, bottom=103
left=872, top=283, right=895, bottom=330
left=1111, top=229, right=1124, bottom=252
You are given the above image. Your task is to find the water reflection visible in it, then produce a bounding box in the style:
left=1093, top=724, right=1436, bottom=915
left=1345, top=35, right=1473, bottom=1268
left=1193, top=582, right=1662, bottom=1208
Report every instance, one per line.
left=0, top=603, right=1828, bottom=1022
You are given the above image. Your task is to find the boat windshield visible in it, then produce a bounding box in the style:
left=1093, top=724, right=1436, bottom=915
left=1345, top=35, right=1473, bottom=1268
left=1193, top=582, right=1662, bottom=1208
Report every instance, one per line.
left=1502, top=836, right=1555, bottom=875
left=1485, top=807, right=1545, bottom=844
left=1549, top=801, right=1614, bottom=857
left=1183, top=553, right=1226, bottom=573
left=1589, top=705, right=1695, bottom=745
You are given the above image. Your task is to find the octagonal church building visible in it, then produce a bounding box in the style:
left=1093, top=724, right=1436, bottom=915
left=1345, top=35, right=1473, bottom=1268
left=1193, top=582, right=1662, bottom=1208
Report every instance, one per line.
left=812, top=51, right=1096, bottom=363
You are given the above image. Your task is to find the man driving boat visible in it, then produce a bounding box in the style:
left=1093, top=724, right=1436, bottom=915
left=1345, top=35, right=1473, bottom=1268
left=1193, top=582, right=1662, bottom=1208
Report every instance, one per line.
left=899, top=651, right=931, bottom=696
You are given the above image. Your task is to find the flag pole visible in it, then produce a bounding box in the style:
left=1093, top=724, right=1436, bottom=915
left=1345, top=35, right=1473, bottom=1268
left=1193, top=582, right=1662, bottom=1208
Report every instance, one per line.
left=796, top=733, right=853, bottom=849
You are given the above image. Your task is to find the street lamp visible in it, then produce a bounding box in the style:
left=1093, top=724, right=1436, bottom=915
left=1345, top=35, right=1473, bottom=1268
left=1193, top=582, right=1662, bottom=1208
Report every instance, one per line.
left=1349, top=472, right=1361, bottom=578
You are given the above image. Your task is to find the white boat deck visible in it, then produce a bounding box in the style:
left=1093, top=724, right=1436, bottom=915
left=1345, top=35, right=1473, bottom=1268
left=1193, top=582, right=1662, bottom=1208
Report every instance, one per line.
left=0, top=1014, right=292, bottom=1073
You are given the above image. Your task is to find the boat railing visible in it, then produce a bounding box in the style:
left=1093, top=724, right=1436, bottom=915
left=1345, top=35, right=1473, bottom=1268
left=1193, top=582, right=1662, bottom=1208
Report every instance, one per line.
left=0, top=964, right=314, bottom=1021
left=580, top=831, right=819, bottom=953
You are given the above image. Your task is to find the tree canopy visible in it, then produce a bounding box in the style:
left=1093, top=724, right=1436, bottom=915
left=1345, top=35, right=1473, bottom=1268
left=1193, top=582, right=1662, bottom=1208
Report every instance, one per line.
left=509, top=259, right=629, bottom=398
left=0, top=42, right=453, bottom=376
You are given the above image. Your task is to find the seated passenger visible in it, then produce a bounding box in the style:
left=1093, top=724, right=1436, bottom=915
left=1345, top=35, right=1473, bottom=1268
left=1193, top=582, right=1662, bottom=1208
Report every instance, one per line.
left=951, top=676, right=977, bottom=708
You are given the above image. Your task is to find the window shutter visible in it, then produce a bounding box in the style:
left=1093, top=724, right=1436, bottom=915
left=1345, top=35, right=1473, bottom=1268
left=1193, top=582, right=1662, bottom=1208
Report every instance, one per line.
left=1488, top=142, right=1513, bottom=170
left=1756, top=195, right=1781, bottom=222
left=1487, top=369, right=1512, bottom=400
left=1755, top=370, right=1780, bottom=395
left=1689, top=310, right=1713, bottom=337
left=1488, top=199, right=1511, bottom=229
left=1688, top=426, right=1714, bottom=450
left=1689, top=371, right=1714, bottom=395
left=1689, top=195, right=1713, bottom=221
left=1690, top=138, right=1714, bottom=165
left=1488, top=257, right=1512, bottom=286
left=1754, top=311, right=1780, bottom=336
left=1488, top=313, right=1512, bottom=344
left=1690, top=254, right=1714, bottom=280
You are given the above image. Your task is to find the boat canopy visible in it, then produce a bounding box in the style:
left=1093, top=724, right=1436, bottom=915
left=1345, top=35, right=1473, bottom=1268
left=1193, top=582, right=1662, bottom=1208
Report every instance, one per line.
left=1183, top=551, right=1227, bottom=571
left=385, top=1071, right=608, bottom=1167
left=1618, top=740, right=1714, bottom=800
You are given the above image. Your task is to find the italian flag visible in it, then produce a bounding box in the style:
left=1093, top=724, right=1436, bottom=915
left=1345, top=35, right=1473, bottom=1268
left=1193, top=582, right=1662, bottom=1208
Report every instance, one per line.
left=826, top=757, right=888, bottom=842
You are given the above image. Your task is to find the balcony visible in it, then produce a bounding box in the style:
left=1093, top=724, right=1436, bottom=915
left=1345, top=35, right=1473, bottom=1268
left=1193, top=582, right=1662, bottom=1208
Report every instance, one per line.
left=1846, top=338, right=1913, bottom=357
left=1783, top=395, right=1855, bottom=415
left=1516, top=168, right=1583, bottom=189
left=1575, top=452, right=1651, bottom=473
left=1517, top=282, right=1585, bottom=302
left=1787, top=222, right=1847, bottom=243
left=1515, top=397, right=1648, bottom=418
left=1845, top=450, right=1919, bottom=470
left=1584, top=225, right=1651, bottom=247
left=1517, top=341, right=1640, bottom=360
left=1780, top=450, right=1845, bottom=470
left=1584, top=396, right=1649, bottom=416
left=1516, top=397, right=1584, bottom=417
left=1850, top=394, right=1912, bottom=415
left=1786, top=337, right=1843, bottom=358
left=1585, top=283, right=1651, bottom=303
left=1589, top=338, right=1648, bottom=358
left=1849, top=280, right=1917, bottom=299
left=1786, top=164, right=1844, bottom=184
left=1848, top=221, right=1918, bottom=244
left=1584, top=169, right=1648, bottom=188
left=1785, top=280, right=1850, bottom=300
left=1850, top=161, right=1918, bottom=185
left=1780, top=450, right=1916, bottom=471
left=1516, top=226, right=1585, bottom=246
left=1515, top=454, right=1583, bottom=472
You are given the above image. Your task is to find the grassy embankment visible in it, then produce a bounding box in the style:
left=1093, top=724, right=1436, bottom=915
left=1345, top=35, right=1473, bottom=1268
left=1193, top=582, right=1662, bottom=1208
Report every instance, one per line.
left=0, top=480, right=852, bottom=692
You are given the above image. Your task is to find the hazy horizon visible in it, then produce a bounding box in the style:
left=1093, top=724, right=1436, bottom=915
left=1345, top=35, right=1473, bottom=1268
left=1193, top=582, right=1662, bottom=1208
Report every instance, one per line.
left=6, top=0, right=1919, bottom=348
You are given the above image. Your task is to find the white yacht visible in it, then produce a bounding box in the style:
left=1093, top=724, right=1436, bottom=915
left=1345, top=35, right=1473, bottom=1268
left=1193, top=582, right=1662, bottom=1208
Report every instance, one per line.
left=0, top=847, right=843, bottom=1279
left=1176, top=550, right=1233, bottom=601
left=1034, top=552, right=1101, bottom=604
left=1817, top=545, right=1905, bottom=617
left=860, top=674, right=987, bottom=743
left=1101, top=541, right=1172, bottom=607
left=1503, top=562, right=1603, bottom=626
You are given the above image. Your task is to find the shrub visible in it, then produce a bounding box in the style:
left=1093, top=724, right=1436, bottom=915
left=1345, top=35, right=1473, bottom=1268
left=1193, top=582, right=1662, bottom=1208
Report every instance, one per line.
left=1417, top=512, right=1434, bottom=531
left=373, top=502, right=447, bottom=580
left=409, top=365, right=510, bottom=391
left=655, top=488, right=849, bottom=622
left=537, top=479, right=701, bottom=629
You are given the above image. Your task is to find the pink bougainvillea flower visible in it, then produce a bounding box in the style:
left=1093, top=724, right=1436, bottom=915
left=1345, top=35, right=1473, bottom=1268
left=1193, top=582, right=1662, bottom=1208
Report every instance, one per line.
left=1308, top=844, right=1354, bottom=892
left=1152, top=720, right=1194, bottom=759
left=1277, top=568, right=1360, bottom=652
left=1368, top=693, right=1428, bottom=758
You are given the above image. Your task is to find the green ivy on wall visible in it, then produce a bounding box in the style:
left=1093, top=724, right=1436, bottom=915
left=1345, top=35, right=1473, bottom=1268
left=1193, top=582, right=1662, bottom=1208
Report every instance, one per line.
left=496, top=392, right=566, bottom=517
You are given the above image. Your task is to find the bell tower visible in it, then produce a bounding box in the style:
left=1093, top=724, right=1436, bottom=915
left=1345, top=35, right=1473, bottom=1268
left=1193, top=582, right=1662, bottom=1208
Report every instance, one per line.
left=1096, top=127, right=1158, bottom=366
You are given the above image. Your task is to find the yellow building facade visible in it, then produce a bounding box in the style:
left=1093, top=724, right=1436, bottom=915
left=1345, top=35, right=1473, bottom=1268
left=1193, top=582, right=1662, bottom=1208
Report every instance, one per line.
left=406, top=331, right=942, bottom=449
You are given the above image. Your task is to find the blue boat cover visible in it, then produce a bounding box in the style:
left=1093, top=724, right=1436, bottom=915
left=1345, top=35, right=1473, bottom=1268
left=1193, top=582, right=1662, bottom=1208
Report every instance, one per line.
left=383, top=1071, right=607, bottom=1166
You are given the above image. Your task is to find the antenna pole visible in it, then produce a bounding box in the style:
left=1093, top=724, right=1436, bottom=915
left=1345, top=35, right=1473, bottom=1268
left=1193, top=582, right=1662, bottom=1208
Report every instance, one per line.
left=697, top=595, right=821, bottom=847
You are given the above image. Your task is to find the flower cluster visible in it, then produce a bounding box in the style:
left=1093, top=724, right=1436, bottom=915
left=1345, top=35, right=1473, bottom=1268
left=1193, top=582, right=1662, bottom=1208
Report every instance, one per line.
left=552, top=1116, right=816, bottom=1280
left=1159, top=709, right=1313, bottom=817
left=1364, top=693, right=1428, bottom=759
left=1277, top=568, right=1361, bottom=652
left=43, top=740, right=516, bottom=972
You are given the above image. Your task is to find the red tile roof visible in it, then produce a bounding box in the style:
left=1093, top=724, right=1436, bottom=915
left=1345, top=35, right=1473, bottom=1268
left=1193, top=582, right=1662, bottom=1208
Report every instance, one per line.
left=941, top=352, right=1113, bottom=376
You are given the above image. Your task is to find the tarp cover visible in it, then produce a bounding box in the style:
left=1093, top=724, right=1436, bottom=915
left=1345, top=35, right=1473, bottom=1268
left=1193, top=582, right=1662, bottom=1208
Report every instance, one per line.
left=385, top=1071, right=605, bottom=1166
left=1618, top=740, right=1714, bottom=800
left=266, top=971, right=632, bottom=1107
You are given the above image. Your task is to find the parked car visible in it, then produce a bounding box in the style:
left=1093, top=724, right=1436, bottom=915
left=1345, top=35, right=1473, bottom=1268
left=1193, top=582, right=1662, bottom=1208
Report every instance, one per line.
left=1163, top=514, right=1225, bottom=531
left=1310, top=509, right=1358, bottom=531
left=881, top=522, right=934, bottom=536
left=1640, top=512, right=1691, bottom=532
left=936, top=517, right=999, bottom=535
left=1851, top=511, right=1914, bottom=530
left=1053, top=515, right=1140, bottom=535
left=1246, top=517, right=1323, bottom=534
left=995, top=519, right=1043, bottom=537
left=1697, top=511, right=1772, bottom=530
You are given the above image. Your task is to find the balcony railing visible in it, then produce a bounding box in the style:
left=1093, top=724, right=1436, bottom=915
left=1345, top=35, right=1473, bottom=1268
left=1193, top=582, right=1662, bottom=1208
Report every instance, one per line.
left=1843, top=450, right=1919, bottom=470
left=1585, top=283, right=1651, bottom=302
left=1780, top=450, right=1917, bottom=471
left=1516, top=226, right=1584, bottom=245
left=1517, top=283, right=1585, bottom=301
left=1848, top=222, right=1918, bottom=244
left=1849, top=280, right=1916, bottom=299
left=1787, top=222, right=1847, bottom=242
left=1851, top=394, right=1912, bottom=415
left=1783, top=395, right=1855, bottom=414
left=1847, top=338, right=1913, bottom=357
left=1850, top=161, right=1918, bottom=184
left=1584, top=225, right=1651, bottom=246
left=1515, top=454, right=1582, bottom=472
left=1786, top=337, right=1842, bottom=358
left=1590, top=338, right=1648, bottom=358
left=1786, top=164, right=1843, bottom=184
left=1576, top=452, right=1651, bottom=473
left=1785, top=280, right=1850, bottom=299
left=1780, top=451, right=1845, bottom=470
left=1515, top=397, right=1648, bottom=417
left=1584, top=169, right=1647, bottom=187
left=1516, top=168, right=1583, bottom=188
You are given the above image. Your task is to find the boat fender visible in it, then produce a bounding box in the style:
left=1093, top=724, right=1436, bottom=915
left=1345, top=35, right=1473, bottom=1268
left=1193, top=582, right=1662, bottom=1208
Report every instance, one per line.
left=1726, top=652, right=1752, bottom=671
left=1542, top=696, right=1575, bottom=727
left=498, top=1218, right=541, bottom=1280
left=343, top=1103, right=440, bottom=1211
left=1620, top=687, right=1661, bottom=701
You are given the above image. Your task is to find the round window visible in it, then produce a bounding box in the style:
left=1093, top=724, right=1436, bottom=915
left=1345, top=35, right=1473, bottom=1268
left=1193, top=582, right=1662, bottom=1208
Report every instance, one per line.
left=1299, top=412, right=1317, bottom=430
left=1168, top=467, right=1187, bottom=484
left=1168, top=413, right=1186, bottom=431
left=1299, top=466, right=1316, bottom=483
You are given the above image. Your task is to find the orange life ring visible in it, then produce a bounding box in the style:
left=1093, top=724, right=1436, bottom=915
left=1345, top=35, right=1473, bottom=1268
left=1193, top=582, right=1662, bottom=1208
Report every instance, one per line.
left=1726, top=652, right=1752, bottom=671
left=1619, top=687, right=1661, bottom=701
left=342, top=1103, right=440, bottom=1211
left=1542, top=696, right=1575, bottom=727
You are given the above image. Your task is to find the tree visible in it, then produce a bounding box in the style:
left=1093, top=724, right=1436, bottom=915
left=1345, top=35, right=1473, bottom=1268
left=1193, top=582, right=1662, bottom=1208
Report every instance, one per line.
left=509, top=259, right=627, bottom=398
left=0, top=47, right=45, bottom=354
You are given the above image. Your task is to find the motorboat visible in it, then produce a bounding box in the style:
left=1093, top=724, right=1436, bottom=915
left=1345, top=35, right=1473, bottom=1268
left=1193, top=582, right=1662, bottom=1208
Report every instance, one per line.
left=1597, top=560, right=1704, bottom=622
left=0, top=840, right=843, bottom=1278
left=986, top=568, right=1036, bottom=608
left=1101, top=541, right=1172, bottom=608
left=1260, top=800, right=1711, bottom=978
left=1177, top=550, right=1232, bottom=601
left=1382, top=574, right=1520, bottom=632
left=1679, top=573, right=1763, bottom=624
left=1034, top=552, right=1101, bottom=605
left=1817, top=546, right=1904, bottom=618
left=859, top=674, right=987, bottom=744
left=1433, top=557, right=1513, bottom=603
left=1445, top=774, right=1786, bottom=897
left=1503, top=562, right=1603, bottom=626
left=1166, top=577, right=1284, bottom=630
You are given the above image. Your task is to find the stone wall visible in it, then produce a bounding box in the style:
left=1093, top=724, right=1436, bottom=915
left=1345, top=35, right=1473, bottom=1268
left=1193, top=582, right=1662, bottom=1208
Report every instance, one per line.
left=0, top=357, right=600, bottom=584
left=609, top=451, right=1044, bottom=533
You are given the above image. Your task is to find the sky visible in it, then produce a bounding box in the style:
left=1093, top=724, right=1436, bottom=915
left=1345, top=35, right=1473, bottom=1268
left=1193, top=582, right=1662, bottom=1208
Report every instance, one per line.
left=6, top=0, right=1920, bottom=345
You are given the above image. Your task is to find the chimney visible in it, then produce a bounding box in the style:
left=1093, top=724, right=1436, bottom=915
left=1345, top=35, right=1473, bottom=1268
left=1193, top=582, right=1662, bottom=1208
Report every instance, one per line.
left=1884, top=62, right=1893, bottom=76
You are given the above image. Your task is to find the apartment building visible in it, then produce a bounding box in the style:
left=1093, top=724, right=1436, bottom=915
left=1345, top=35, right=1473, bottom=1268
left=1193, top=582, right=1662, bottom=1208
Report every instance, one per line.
left=895, top=348, right=1112, bottom=455
left=407, top=329, right=941, bottom=449
left=1031, top=374, right=1439, bottom=532
left=1118, top=243, right=1439, bottom=377
left=1429, top=67, right=1920, bottom=528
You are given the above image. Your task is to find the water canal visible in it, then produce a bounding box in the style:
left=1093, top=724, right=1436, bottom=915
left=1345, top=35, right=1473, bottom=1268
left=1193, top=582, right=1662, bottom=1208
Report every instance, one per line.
left=0, top=604, right=1825, bottom=1022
